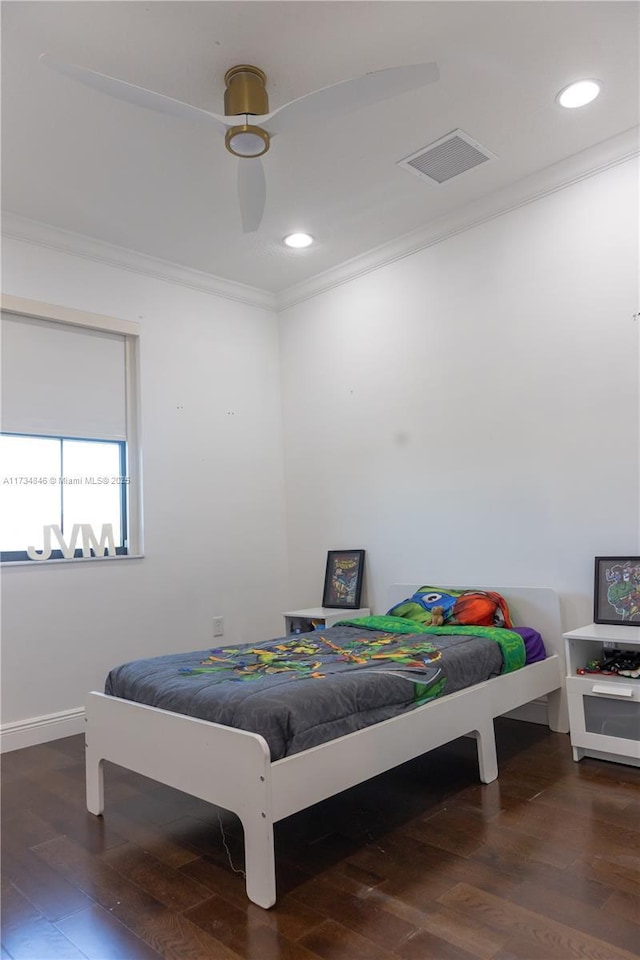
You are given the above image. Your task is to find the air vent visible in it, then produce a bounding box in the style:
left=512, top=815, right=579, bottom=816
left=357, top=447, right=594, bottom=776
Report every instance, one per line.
left=398, top=129, right=495, bottom=184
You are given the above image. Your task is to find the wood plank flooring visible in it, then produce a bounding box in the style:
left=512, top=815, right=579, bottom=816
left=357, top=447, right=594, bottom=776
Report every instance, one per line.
left=1, top=720, right=638, bottom=959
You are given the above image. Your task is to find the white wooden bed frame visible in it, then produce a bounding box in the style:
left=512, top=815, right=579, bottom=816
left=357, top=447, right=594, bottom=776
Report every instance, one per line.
left=85, top=584, right=568, bottom=908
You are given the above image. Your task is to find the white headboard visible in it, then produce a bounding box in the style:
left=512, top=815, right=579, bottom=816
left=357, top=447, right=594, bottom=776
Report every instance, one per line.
left=387, top=584, right=564, bottom=664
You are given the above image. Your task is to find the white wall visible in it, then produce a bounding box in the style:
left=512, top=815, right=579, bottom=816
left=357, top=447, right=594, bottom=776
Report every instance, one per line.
left=1, top=238, right=288, bottom=737
left=279, top=159, right=640, bottom=631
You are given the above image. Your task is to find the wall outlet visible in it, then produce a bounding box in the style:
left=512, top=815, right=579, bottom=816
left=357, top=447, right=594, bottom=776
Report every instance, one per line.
left=212, top=617, right=224, bottom=638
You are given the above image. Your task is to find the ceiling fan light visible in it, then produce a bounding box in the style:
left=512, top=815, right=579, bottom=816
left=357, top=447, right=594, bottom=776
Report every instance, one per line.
left=225, top=124, right=270, bottom=157
left=556, top=79, right=601, bottom=108
left=284, top=233, right=314, bottom=248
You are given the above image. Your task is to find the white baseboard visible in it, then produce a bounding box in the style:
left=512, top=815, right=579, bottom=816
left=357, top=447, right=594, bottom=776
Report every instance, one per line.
left=1, top=707, right=85, bottom=753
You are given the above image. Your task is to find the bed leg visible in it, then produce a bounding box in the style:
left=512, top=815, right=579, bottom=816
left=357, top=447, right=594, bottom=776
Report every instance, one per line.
left=546, top=688, right=570, bottom=734
left=241, top=812, right=276, bottom=909
left=474, top=721, right=498, bottom=784
left=85, top=747, right=105, bottom=816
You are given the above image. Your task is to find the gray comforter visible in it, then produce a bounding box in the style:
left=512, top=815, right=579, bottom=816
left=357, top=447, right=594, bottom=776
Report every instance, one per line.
left=105, top=625, right=504, bottom=760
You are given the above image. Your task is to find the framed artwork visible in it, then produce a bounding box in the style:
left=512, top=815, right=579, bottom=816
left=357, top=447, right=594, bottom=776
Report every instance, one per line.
left=322, top=549, right=365, bottom=609
left=594, top=556, right=640, bottom=625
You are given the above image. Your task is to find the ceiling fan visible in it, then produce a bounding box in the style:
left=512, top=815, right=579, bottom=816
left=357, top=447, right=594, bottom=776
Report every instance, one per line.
left=40, top=54, right=439, bottom=234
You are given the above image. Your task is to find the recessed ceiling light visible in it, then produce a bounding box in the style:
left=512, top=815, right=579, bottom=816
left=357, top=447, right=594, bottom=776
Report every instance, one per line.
left=284, top=233, right=314, bottom=248
left=556, top=79, right=601, bottom=109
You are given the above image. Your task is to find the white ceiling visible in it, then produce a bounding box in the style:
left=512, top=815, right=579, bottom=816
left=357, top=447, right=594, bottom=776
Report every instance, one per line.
left=2, top=1, right=638, bottom=294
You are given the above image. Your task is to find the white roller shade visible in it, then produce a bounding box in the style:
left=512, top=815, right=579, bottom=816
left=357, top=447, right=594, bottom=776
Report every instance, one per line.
left=1, top=312, right=127, bottom=440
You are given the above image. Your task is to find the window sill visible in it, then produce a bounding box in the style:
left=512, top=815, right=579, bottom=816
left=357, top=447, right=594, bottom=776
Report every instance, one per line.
left=1, top=554, right=144, bottom=567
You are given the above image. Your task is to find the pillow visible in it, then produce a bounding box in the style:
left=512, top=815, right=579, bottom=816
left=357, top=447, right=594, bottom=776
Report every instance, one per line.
left=387, top=586, right=513, bottom=628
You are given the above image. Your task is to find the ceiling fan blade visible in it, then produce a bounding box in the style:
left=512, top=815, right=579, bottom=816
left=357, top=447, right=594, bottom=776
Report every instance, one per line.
left=237, top=158, right=266, bottom=233
left=39, top=53, right=230, bottom=132
left=264, top=62, right=439, bottom=137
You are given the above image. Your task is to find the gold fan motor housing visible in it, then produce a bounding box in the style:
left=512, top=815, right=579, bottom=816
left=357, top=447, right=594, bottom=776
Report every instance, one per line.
left=224, top=65, right=271, bottom=157
left=224, top=65, right=269, bottom=117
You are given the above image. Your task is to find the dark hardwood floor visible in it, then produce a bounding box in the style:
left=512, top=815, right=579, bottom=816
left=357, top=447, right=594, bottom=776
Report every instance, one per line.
left=1, top=720, right=638, bottom=959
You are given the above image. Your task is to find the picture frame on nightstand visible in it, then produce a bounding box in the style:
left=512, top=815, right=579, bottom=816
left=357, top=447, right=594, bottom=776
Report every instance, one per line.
left=322, top=549, right=365, bottom=609
left=594, top=556, right=640, bottom=625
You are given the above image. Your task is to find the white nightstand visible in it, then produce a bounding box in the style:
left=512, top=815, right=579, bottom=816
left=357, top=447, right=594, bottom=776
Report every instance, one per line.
left=563, top=623, right=640, bottom=766
left=283, top=606, right=370, bottom=635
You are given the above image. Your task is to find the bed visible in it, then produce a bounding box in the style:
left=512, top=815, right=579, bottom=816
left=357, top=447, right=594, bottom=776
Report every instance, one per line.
left=85, top=584, right=568, bottom=908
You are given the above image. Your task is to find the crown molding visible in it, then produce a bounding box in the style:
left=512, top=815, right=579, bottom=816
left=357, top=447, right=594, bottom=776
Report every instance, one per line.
left=3, top=127, right=637, bottom=315
left=277, top=127, right=640, bottom=311
left=1, top=212, right=277, bottom=312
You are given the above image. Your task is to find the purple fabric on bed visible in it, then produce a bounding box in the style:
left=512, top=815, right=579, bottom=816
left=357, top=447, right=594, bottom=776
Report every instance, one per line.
left=512, top=627, right=546, bottom=664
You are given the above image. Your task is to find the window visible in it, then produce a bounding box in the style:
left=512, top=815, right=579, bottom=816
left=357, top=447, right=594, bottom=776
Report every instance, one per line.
left=0, top=298, right=141, bottom=562
left=1, top=434, right=128, bottom=561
